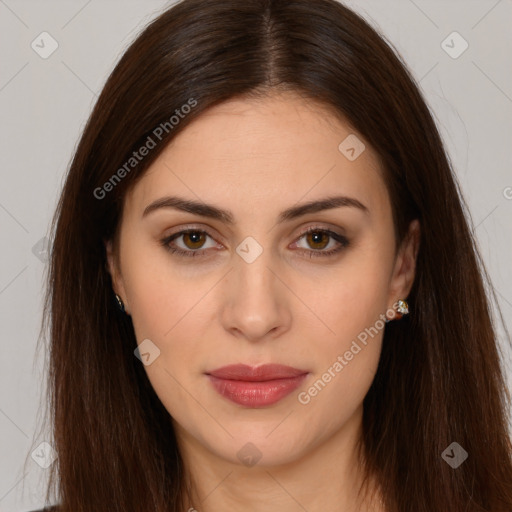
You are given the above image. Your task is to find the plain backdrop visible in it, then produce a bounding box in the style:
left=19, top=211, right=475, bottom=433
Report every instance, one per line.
left=0, top=1, right=511, bottom=510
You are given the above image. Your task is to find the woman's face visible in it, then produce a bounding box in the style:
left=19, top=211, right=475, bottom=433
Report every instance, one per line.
left=107, top=90, right=418, bottom=468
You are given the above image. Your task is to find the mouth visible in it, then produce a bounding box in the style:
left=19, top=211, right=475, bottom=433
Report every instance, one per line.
left=205, top=364, right=309, bottom=407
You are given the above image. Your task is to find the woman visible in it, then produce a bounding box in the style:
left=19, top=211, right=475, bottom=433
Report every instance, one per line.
left=28, top=0, right=512, bottom=510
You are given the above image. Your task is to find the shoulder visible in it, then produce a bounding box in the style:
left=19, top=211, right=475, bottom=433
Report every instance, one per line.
left=27, top=507, right=60, bottom=512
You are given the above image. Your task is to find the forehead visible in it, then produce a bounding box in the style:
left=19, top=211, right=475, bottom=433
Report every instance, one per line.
left=124, top=91, right=390, bottom=223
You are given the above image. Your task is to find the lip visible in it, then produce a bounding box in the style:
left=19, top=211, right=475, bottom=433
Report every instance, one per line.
left=206, top=364, right=309, bottom=407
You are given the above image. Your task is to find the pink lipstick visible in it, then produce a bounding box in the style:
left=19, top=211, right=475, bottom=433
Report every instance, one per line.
left=206, top=364, right=308, bottom=407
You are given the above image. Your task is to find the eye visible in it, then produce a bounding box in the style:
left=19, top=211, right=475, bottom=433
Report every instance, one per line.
left=160, top=228, right=218, bottom=258
left=160, top=225, right=350, bottom=259
left=291, top=226, right=349, bottom=258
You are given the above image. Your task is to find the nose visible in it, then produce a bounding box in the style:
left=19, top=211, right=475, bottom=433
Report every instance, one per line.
left=219, top=243, right=292, bottom=343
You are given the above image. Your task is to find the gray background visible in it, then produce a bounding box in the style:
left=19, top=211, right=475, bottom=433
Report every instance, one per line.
left=1, top=1, right=511, bottom=510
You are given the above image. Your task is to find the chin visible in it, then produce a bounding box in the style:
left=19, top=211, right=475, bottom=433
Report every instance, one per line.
left=209, top=428, right=310, bottom=469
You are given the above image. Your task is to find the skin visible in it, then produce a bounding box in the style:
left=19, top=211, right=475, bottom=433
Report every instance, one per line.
left=107, top=89, right=420, bottom=512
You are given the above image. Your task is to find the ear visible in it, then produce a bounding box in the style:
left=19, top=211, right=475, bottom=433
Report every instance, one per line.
left=105, top=238, right=129, bottom=314
left=387, top=219, right=420, bottom=312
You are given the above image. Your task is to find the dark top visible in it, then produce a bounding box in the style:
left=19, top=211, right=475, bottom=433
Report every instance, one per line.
left=28, top=507, right=59, bottom=512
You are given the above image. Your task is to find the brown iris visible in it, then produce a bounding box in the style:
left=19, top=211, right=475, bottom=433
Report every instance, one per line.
left=182, top=231, right=206, bottom=249
left=305, top=231, right=330, bottom=250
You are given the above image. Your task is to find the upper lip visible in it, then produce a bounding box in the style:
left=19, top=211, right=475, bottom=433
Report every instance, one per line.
left=206, top=364, right=308, bottom=382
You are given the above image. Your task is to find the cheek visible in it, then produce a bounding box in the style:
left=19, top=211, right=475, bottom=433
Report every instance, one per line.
left=295, top=248, right=391, bottom=401
left=122, top=244, right=218, bottom=405
left=123, top=254, right=211, bottom=420
left=122, top=239, right=203, bottom=340
left=295, top=276, right=387, bottom=430
left=309, top=284, right=386, bottom=386
left=308, top=251, right=392, bottom=347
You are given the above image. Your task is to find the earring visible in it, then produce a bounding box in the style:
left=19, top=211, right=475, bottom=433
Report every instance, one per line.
left=385, top=299, right=410, bottom=323
left=395, top=299, right=409, bottom=320
left=115, top=293, right=125, bottom=313
left=397, top=299, right=409, bottom=315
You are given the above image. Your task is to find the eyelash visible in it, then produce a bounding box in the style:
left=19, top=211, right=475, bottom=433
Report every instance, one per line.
left=160, top=225, right=350, bottom=259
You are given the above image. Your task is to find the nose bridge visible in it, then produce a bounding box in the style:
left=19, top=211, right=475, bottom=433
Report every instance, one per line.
left=221, top=234, right=289, bottom=340
left=234, top=234, right=278, bottom=301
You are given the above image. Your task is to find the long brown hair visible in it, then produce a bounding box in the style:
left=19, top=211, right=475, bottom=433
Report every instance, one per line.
left=29, top=0, right=512, bottom=510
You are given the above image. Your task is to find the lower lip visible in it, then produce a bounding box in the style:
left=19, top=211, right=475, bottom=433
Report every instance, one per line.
left=207, top=374, right=308, bottom=407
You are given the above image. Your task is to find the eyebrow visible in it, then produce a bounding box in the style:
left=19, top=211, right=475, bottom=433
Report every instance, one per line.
left=142, top=194, right=369, bottom=224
